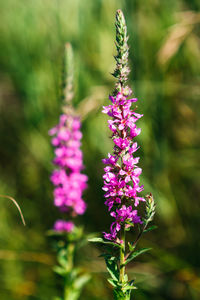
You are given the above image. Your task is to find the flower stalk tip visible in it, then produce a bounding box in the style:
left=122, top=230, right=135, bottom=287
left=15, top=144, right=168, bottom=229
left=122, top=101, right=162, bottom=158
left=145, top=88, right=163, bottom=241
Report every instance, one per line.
left=63, top=42, right=74, bottom=112
left=113, top=9, right=130, bottom=95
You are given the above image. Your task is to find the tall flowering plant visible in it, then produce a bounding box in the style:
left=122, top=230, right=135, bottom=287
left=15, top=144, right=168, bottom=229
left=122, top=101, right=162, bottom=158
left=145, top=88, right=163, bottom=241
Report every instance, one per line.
left=49, top=43, right=90, bottom=300
left=89, top=10, right=156, bottom=300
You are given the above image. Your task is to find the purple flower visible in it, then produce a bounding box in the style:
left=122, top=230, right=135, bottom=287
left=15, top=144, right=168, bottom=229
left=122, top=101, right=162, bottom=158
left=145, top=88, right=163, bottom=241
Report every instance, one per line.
left=102, top=91, right=145, bottom=242
left=102, top=153, right=118, bottom=165
left=113, top=137, right=130, bottom=149
left=49, top=114, right=88, bottom=231
left=54, top=220, right=74, bottom=233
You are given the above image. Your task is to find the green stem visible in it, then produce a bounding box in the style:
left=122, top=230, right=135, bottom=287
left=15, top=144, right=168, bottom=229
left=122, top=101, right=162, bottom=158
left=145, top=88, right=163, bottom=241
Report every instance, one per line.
left=64, top=284, right=72, bottom=300
left=66, top=243, right=75, bottom=271
left=119, top=226, right=126, bottom=283
left=116, top=228, right=131, bottom=300
left=114, top=289, right=130, bottom=300
left=64, top=243, right=75, bottom=300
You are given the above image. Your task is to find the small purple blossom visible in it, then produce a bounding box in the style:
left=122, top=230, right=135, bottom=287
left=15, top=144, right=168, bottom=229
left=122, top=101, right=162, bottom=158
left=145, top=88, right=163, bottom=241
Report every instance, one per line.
left=50, top=114, right=88, bottom=231
left=54, top=220, right=74, bottom=233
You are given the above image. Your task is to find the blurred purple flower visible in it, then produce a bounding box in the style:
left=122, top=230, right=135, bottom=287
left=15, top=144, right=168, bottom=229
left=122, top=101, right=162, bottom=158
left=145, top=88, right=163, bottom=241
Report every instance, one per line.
left=49, top=114, right=88, bottom=232
left=54, top=219, right=74, bottom=232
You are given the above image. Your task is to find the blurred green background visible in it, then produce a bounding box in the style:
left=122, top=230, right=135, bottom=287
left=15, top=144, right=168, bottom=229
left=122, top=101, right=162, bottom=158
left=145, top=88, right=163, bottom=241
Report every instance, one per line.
left=0, top=0, right=200, bottom=299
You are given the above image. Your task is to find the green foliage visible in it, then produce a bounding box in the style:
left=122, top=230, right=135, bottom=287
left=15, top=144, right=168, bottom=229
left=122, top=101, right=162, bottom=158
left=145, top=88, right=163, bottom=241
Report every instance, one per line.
left=143, top=225, right=157, bottom=233
left=88, top=237, right=122, bottom=248
left=104, top=255, right=119, bottom=282
left=113, top=288, right=131, bottom=300
left=143, top=194, right=156, bottom=226
left=102, top=253, right=138, bottom=299
left=51, top=229, right=90, bottom=300
left=124, top=248, right=152, bottom=266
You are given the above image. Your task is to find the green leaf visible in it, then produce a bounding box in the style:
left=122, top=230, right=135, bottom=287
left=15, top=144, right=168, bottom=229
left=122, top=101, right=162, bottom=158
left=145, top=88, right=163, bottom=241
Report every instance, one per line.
left=123, top=274, right=128, bottom=283
left=57, top=250, right=68, bottom=268
left=106, top=262, right=119, bottom=281
left=122, top=279, right=136, bottom=290
left=123, top=285, right=137, bottom=291
left=105, top=256, right=119, bottom=281
left=128, top=242, right=135, bottom=252
left=74, top=274, right=91, bottom=289
left=53, top=266, right=67, bottom=276
left=125, top=226, right=131, bottom=232
left=129, top=279, right=135, bottom=286
left=144, top=225, right=157, bottom=233
left=113, top=288, right=125, bottom=300
left=107, top=278, right=118, bottom=287
left=124, top=248, right=152, bottom=265
left=125, top=221, right=134, bottom=227
left=47, top=229, right=64, bottom=237
left=88, top=237, right=122, bottom=248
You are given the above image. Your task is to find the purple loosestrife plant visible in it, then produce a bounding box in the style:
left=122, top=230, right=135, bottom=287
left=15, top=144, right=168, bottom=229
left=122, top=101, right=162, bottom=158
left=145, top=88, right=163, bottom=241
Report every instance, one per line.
left=89, top=10, right=156, bottom=300
left=49, top=43, right=90, bottom=300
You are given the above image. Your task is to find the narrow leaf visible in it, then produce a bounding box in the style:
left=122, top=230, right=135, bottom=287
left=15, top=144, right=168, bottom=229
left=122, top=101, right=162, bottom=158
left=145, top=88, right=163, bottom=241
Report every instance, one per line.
left=88, top=237, right=122, bottom=248
left=53, top=266, right=67, bottom=276
left=128, top=242, right=135, bottom=252
left=124, top=274, right=128, bottom=283
left=107, top=278, right=118, bottom=287
left=74, top=274, right=91, bottom=289
left=123, top=285, right=137, bottom=291
left=124, top=248, right=152, bottom=265
left=105, top=257, right=119, bottom=281
left=144, top=225, right=157, bottom=233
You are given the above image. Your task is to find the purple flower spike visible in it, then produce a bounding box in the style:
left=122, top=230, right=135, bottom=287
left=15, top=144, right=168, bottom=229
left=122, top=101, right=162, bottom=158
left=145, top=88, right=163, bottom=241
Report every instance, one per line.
left=97, top=10, right=156, bottom=297
left=50, top=113, right=88, bottom=231
left=102, top=32, right=145, bottom=242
